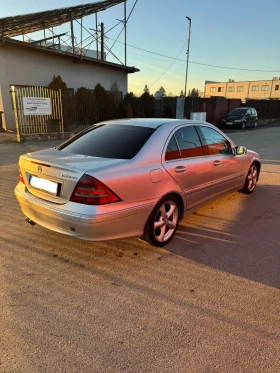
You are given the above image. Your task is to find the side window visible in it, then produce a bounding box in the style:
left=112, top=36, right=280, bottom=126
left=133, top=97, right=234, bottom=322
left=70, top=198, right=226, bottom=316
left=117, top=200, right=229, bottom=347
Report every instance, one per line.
left=174, top=126, right=204, bottom=158
left=198, top=126, right=232, bottom=156
left=165, top=135, right=180, bottom=161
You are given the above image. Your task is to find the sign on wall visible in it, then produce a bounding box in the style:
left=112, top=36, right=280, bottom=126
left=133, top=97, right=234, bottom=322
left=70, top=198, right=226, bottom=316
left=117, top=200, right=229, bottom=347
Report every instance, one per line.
left=23, top=97, right=52, bottom=115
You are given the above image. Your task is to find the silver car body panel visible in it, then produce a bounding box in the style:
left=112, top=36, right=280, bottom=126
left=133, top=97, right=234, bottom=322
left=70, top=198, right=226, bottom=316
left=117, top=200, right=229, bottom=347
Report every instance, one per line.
left=15, top=119, right=261, bottom=241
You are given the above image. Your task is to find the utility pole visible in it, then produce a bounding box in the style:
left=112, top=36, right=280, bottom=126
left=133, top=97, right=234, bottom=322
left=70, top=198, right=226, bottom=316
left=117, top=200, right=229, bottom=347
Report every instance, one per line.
left=95, top=13, right=98, bottom=59
left=70, top=15, right=75, bottom=54
left=184, top=17, right=191, bottom=97
left=101, top=22, right=104, bottom=60
left=124, top=0, right=127, bottom=65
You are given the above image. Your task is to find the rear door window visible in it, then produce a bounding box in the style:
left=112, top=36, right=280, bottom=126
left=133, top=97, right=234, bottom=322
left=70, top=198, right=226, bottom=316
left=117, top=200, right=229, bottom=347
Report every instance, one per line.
left=174, top=126, right=204, bottom=158
left=58, top=125, right=155, bottom=159
left=165, top=135, right=181, bottom=161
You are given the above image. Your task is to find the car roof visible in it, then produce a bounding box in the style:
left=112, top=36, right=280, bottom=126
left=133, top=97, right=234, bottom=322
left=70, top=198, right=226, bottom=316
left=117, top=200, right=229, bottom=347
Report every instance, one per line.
left=99, top=118, right=196, bottom=129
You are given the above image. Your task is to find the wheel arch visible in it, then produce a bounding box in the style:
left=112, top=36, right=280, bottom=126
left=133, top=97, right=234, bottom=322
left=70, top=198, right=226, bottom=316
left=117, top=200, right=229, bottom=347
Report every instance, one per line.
left=159, top=192, right=185, bottom=220
left=252, top=160, right=261, bottom=181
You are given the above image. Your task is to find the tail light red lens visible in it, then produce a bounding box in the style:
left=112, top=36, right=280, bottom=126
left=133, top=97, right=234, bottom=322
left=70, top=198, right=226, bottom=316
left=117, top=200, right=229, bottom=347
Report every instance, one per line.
left=70, top=175, right=121, bottom=205
left=18, top=166, right=25, bottom=185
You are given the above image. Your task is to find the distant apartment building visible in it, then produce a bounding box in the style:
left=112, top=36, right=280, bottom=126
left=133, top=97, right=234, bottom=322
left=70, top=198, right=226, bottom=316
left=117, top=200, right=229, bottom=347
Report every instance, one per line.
left=204, top=77, right=280, bottom=101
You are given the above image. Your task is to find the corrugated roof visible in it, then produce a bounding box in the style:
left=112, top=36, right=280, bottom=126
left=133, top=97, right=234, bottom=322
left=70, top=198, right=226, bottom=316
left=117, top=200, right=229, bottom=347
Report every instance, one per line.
left=0, top=0, right=125, bottom=38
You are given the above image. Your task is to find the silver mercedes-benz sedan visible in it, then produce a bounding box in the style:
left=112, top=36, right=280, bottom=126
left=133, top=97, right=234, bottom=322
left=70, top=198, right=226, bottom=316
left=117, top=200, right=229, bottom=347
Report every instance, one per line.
left=15, top=119, right=261, bottom=247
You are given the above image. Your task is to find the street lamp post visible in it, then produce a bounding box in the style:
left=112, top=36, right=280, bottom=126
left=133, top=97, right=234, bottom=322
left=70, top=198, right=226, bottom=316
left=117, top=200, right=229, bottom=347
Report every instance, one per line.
left=184, top=16, right=191, bottom=97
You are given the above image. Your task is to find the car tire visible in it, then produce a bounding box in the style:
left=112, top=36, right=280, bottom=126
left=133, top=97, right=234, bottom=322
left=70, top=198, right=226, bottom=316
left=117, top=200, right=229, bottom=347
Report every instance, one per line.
left=241, top=122, right=246, bottom=130
left=240, top=163, right=258, bottom=194
left=253, top=120, right=258, bottom=128
left=142, top=195, right=180, bottom=247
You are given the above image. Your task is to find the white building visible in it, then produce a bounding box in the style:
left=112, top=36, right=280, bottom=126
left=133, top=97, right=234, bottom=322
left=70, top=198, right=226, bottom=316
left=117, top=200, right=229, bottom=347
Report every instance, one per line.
left=0, top=0, right=138, bottom=131
left=0, top=38, right=138, bottom=130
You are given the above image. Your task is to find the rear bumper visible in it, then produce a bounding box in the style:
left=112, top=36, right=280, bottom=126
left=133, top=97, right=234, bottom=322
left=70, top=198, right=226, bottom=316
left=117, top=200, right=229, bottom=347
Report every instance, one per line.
left=14, top=183, right=154, bottom=241
left=222, top=122, right=243, bottom=128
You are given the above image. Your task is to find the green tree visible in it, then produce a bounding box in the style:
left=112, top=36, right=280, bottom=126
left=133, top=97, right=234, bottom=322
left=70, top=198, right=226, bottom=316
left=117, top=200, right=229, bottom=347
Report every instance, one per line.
left=48, top=75, right=67, bottom=90
left=110, top=80, right=119, bottom=91
left=74, top=87, right=96, bottom=124
left=143, top=84, right=150, bottom=94
left=188, top=88, right=199, bottom=97
left=140, top=88, right=154, bottom=117
left=159, top=86, right=166, bottom=97
left=180, top=89, right=185, bottom=97
left=120, top=92, right=138, bottom=118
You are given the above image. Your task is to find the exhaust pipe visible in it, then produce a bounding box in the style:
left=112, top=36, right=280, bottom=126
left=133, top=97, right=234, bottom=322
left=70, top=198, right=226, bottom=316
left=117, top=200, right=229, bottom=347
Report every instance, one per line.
left=25, top=217, right=36, bottom=226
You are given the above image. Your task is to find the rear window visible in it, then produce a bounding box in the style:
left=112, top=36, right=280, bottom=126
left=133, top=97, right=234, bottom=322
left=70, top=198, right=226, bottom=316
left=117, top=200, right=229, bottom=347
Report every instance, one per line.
left=229, top=108, right=247, bottom=116
left=57, top=124, right=155, bottom=159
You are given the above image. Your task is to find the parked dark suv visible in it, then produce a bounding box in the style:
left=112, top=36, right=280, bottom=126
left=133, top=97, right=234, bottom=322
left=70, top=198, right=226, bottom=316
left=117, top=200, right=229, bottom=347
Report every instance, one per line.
left=222, top=107, right=258, bottom=130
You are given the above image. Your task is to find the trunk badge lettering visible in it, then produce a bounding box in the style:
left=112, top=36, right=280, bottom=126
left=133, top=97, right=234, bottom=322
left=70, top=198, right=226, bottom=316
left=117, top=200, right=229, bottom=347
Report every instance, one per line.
left=61, top=174, right=78, bottom=180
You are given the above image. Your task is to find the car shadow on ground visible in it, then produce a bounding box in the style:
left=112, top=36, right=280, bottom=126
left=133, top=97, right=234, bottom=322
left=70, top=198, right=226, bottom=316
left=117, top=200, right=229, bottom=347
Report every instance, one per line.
left=168, top=182, right=280, bottom=289
left=2, top=160, right=279, bottom=291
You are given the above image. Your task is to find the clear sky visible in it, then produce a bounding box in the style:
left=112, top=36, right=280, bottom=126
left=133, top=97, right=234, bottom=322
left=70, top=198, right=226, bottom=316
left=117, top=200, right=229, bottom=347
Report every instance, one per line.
left=1, top=0, right=280, bottom=96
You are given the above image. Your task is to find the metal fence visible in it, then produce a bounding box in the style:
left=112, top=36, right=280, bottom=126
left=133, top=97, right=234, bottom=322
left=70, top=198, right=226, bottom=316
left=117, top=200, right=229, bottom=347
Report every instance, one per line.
left=10, top=85, right=65, bottom=134
left=158, top=96, right=280, bottom=126
left=10, top=85, right=125, bottom=137
left=244, top=99, right=280, bottom=119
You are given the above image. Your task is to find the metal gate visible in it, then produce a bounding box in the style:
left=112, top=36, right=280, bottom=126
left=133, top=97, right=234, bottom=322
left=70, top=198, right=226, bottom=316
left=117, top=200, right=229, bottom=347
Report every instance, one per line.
left=10, top=85, right=64, bottom=137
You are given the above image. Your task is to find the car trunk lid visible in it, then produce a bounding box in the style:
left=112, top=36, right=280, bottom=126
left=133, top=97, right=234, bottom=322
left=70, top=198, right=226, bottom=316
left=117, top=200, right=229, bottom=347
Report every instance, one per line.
left=19, top=148, right=125, bottom=204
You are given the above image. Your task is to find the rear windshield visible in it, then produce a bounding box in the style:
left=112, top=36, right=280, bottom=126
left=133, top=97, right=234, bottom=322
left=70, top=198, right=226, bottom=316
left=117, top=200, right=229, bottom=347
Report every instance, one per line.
left=229, top=108, right=247, bottom=116
left=57, top=124, right=155, bottom=159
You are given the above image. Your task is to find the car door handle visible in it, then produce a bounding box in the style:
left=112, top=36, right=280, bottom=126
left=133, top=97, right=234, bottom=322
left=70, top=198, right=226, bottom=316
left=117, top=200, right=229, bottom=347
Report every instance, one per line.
left=213, top=160, right=221, bottom=166
left=175, top=166, right=187, bottom=173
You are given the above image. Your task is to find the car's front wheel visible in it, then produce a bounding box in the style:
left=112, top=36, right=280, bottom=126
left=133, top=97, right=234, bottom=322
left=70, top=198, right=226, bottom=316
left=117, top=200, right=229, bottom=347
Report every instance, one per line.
left=142, top=195, right=180, bottom=247
left=240, top=163, right=258, bottom=194
left=241, top=121, right=246, bottom=130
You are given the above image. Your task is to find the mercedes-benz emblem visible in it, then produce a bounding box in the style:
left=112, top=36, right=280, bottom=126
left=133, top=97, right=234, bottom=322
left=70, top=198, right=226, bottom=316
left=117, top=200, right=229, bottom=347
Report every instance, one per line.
left=38, top=166, right=42, bottom=173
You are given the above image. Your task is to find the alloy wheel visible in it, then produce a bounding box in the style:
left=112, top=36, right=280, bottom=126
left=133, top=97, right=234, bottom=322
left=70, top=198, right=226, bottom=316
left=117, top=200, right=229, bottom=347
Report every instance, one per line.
left=247, top=164, right=258, bottom=191
left=153, top=201, right=179, bottom=243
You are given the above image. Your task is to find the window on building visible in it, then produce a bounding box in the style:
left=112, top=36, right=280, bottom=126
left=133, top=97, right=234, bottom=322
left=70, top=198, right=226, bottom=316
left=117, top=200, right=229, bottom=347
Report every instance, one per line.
left=218, top=87, right=224, bottom=92
left=252, top=86, right=259, bottom=91
left=237, top=86, right=244, bottom=92
left=261, top=85, right=269, bottom=91
left=210, top=87, right=216, bottom=92
left=275, top=85, right=279, bottom=91
left=228, top=86, right=235, bottom=92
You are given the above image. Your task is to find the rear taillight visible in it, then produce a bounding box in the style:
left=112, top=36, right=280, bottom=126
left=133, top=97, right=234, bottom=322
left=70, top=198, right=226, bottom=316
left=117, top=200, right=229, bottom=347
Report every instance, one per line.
left=18, top=166, right=25, bottom=185
left=70, top=175, right=121, bottom=205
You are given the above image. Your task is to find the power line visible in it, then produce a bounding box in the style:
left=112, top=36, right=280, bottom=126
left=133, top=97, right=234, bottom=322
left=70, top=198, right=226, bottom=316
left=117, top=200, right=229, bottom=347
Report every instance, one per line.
left=113, top=48, right=260, bottom=79
left=105, top=37, right=280, bottom=73
left=148, top=41, right=188, bottom=88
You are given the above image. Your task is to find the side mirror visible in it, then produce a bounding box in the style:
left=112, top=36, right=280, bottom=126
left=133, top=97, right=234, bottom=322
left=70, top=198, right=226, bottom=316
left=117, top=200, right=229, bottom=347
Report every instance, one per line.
left=236, top=146, right=247, bottom=155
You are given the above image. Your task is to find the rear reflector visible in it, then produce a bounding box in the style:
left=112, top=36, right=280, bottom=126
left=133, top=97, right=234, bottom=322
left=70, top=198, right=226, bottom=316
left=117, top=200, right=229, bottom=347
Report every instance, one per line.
left=70, top=174, right=121, bottom=205
left=19, top=166, right=25, bottom=185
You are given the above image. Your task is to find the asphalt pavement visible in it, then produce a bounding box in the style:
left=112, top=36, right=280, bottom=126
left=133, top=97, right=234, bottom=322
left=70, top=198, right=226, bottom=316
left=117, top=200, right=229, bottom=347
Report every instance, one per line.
left=0, top=126, right=280, bottom=373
